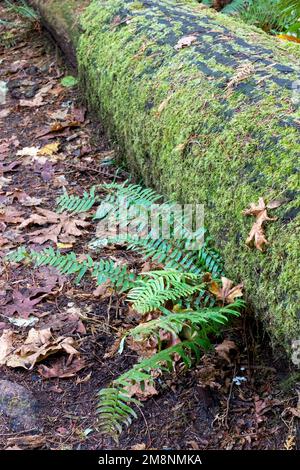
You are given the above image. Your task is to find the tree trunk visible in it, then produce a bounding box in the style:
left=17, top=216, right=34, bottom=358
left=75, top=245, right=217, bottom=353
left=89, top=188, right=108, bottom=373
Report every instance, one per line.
left=30, top=0, right=300, bottom=354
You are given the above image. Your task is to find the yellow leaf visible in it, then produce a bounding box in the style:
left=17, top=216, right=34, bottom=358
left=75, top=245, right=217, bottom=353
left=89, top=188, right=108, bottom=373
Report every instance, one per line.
left=57, top=242, right=73, bottom=249
left=38, top=142, right=60, bottom=156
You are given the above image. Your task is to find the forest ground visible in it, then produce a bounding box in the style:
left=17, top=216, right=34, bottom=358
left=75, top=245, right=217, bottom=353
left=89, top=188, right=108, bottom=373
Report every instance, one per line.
left=0, top=6, right=299, bottom=450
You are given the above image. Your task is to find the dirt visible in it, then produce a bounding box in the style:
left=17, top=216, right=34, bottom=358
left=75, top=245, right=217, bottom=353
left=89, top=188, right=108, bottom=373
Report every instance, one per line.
left=0, top=5, right=299, bottom=451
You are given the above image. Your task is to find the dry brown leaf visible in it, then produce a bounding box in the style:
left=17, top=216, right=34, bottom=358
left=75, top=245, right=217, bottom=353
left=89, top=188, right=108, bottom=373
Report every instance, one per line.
left=0, top=329, right=14, bottom=363
left=243, top=197, right=283, bottom=252
left=131, top=443, right=146, bottom=450
left=92, top=279, right=112, bottom=298
left=226, top=61, right=255, bottom=96
left=175, top=35, right=197, bottom=50
left=19, top=83, right=53, bottom=107
left=6, top=435, right=46, bottom=450
left=125, top=380, right=158, bottom=401
left=0, top=206, right=24, bottom=227
left=0, top=327, right=79, bottom=369
left=38, top=356, right=86, bottom=379
left=215, top=339, right=238, bottom=363
left=19, top=207, right=89, bottom=244
left=209, top=277, right=243, bottom=304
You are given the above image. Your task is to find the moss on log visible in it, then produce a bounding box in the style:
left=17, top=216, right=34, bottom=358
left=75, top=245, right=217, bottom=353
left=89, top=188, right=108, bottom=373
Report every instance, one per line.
left=30, top=0, right=300, bottom=353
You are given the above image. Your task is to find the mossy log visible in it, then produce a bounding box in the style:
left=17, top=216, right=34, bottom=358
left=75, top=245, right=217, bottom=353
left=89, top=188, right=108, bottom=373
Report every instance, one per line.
left=30, top=0, right=300, bottom=353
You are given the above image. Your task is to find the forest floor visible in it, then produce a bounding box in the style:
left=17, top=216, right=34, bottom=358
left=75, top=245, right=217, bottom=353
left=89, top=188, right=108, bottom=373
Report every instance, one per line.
left=0, top=7, right=299, bottom=451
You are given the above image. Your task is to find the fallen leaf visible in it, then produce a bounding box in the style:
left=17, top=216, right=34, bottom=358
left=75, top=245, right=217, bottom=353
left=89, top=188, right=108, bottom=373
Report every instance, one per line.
left=6, top=435, right=46, bottom=450
left=17, top=146, right=39, bottom=157
left=19, top=207, right=89, bottom=244
left=38, top=142, right=60, bottom=156
left=209, top=277, right=243, bottom=304
left=0, top=329, right=14, bottom=363
left=131, top=443, right=146, bottom=450
left=38, top=356, right=86, bottom=378
left=175, top=35, right=197, bottom=50
left=0, top=109, right=11, bottom=119
left=0, top=327, right=79, bottom=369
left=19, top=83, right=53, bottom=107
left=125, top=380, right=158, bottom=401
left=243, top=197, right=282, bottom=251
left=215, top=339, right=238, bottom=363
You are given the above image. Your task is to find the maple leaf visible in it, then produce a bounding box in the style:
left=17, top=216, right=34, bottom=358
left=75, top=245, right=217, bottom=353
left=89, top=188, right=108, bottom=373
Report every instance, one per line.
left=209, top=277, right=243, bottom=304
left=19, top=207, right=89, bottom=244
left=243, top=197, right=283, bottom=252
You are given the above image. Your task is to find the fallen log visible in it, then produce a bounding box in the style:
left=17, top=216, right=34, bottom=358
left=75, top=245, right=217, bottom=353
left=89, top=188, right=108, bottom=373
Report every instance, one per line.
left=30, top=0, right=300, bottom=354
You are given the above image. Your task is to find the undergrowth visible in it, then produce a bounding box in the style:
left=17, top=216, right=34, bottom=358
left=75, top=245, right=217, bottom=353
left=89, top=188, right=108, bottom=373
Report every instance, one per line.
left=201, top=0, right=300, bottom=38
left=6, top=181, right=245, bottom=441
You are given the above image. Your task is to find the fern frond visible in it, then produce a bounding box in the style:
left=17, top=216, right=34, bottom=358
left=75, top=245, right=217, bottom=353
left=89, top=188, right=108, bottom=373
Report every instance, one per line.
left=97, top=336, right=209, bottom=436
left=122, top=301, right=243, bottom=346
left=56, top=186, right=97, bottom=214
left=5, top=0, right=39, bottom=21
left=5, top=247, right=135, bottom=291
left=127, top=270, right=203, bottom=313
left=97, top=388, right=139, bottom=438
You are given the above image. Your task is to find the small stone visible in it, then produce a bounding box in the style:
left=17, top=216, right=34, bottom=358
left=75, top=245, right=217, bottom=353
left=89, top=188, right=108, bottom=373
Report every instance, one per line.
left=0, top=379, right=40, bottom=432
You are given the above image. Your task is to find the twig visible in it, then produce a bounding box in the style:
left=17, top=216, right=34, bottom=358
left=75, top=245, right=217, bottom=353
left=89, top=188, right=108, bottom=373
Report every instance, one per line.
left=224, top=363, right=237, bottom=429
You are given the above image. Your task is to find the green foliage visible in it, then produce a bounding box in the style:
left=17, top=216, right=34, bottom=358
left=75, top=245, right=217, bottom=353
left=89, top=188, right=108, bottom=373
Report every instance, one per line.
left=5, top=247, right=136, bottom=292
left=121, top=301, right=244, bottom=347
left=202, top=0, right=300, bottom=37
left=4, top=0, right=39, bottom=22
left=97, top=388, right=139, bottom=436
left=97, top=335, right=216, bottom=439
left=56, top=186, right=97, bottom=214
left=127, top=270, right=203, bottom=314
left=60, top=75, right=79, bottom=88
left=92, top=181, right=224, bottom=276
left=6, top=181, right=244, bottom=440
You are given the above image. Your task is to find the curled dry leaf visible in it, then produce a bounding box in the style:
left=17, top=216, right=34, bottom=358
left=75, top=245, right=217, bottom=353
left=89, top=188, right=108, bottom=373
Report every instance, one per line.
left=6, top=435, right=46, bottom=450
left=243, top=197, right=283, bottom=252
left=215, top=339, right=238, bottom=364
left=0, top=327, right=79, bottom=369
left=38, top=142, right=60, bottom=156
left=125, top=380, right=158, bottom=401
left=38, top=356, right=86, bottom=379
left=209, top=276, right=243, bottom=304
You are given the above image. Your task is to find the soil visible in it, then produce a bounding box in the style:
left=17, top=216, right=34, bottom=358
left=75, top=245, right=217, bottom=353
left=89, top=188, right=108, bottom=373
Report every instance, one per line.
left=0, top=5, right=299, bottom=451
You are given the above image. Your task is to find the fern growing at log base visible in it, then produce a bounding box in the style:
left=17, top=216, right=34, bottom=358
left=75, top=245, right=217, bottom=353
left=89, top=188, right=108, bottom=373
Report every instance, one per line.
left=97, top=299, right=243, bottom=440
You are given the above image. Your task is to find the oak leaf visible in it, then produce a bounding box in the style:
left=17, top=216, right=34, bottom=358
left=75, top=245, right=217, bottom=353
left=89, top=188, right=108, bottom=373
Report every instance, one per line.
left=209, top=277, right=243, bottom=304
left=243, top=197, right=283, bottom=252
